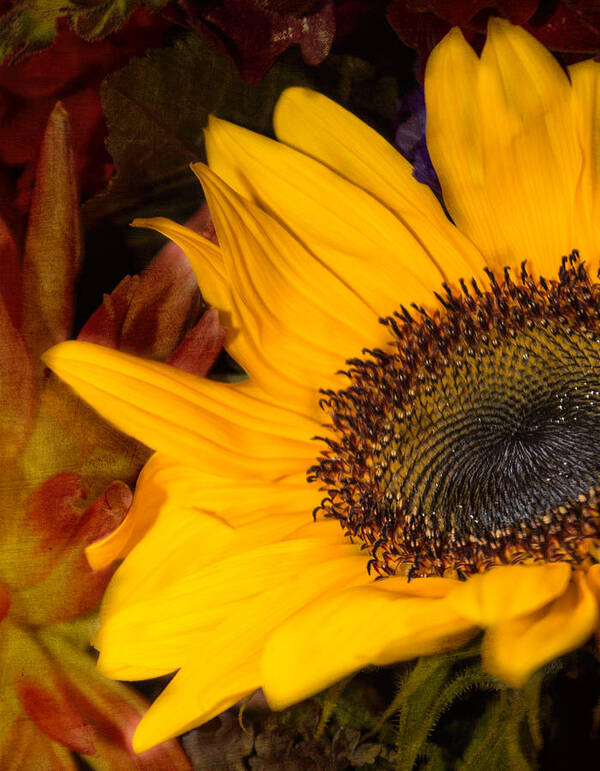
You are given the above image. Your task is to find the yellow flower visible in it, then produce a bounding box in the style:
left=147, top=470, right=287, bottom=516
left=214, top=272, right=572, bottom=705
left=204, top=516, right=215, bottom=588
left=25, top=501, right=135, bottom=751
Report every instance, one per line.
left=44, top=18, right=600, bottom=752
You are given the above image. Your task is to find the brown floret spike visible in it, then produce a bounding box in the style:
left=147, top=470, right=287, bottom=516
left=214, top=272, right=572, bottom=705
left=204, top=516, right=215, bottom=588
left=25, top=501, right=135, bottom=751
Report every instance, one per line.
left=309, top=252, right=600, bottom=577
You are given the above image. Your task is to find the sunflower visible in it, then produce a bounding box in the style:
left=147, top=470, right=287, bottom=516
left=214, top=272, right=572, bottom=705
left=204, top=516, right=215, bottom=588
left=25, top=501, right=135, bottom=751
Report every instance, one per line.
left=44, top=18, right=600, bottom=752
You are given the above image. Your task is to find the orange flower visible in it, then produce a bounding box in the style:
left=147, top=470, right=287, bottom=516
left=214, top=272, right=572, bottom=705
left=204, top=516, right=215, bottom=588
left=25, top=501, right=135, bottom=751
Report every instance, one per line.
left=0, top=102, right=222, bottom=764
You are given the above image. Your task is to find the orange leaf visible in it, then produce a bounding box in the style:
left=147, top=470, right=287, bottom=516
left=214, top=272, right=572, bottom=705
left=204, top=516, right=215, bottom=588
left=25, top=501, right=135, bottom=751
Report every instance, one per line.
left=21, top=102, right=81, bottom=367
left=18, top=678, right=96, bottom=756
left=0, top=293, right=34, bottom=461
left=167, top=308, right=226, bottom=375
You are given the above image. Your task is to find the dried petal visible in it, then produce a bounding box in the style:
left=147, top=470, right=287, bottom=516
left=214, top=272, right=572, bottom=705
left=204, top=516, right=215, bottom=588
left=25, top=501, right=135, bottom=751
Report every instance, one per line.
left=16, top=481, right=132, bottom=624
left=21, top=102, right=81, bottom=367
left=201, top=0, right=335, bottom=84
left=167, top=308, right=226, bottom=376
left=0, top=292, right=34, bottom=461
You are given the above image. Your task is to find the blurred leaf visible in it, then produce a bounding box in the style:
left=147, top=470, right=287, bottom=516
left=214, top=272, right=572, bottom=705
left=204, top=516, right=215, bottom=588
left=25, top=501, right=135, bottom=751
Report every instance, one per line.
left=39, top=626, right=192, bottom=768
left=167, top=308, right=226, bottom=377
left=181, top=712, right=254, bottom=770
left=21, top=102, right=81, bottom=369
left=19, top=374, right=149, bottom=492
left=0, top=0, right=169, bottom=61
left=0, top=295, right=34, bottom=463
left=198, top=0, right=336, bottom=85
left=0, top=4, right=58, bottom=62
left=83, top=33, right=310, bottom=230
left=82, top=32, right=401, bottom=250
left=460, top=672, right=545, bottom=771
left=71, top=0, right=168, bottom=40
left=243, top=688, right=395, bottom=770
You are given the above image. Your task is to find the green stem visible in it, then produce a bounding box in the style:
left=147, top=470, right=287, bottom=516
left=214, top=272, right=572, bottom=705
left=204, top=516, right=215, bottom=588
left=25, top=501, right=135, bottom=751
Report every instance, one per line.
left=460, top=675, right=544, bottom=770
left=365, top=642, right=482, bottom=743
left=394, top=657, right=452, bottom=771
left=395, top=659, right=499, bottom=771
left=315, top=676, right=351, bottom=739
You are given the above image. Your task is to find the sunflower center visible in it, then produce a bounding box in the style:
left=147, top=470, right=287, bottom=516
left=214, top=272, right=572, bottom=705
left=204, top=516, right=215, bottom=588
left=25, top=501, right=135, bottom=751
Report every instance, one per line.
left=309, top=254, right=600, bottom=578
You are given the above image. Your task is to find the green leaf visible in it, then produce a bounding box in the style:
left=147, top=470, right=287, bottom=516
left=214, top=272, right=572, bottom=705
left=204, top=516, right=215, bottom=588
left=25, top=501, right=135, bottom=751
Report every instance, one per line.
left=71, top=0, right=169, bottom=40
left=342, top=645, right=501, bottom=771
left=82, top=32, right=401, bottom=258
left=392, top=655, right=464, bottom=771
left=0, top=4, right=59, bottom=62
left=83, top=32, right=315, bottom=229
left=459, top=674, right=545, bottom=771
left=0, top=0, right=169, bottom=62
left=71, top=0, right=141, bottom=39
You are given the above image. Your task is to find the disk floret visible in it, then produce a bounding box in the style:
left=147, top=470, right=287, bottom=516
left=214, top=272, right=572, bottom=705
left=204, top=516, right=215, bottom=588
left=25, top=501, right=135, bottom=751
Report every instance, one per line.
left=309, top=253, right=600, bottom=578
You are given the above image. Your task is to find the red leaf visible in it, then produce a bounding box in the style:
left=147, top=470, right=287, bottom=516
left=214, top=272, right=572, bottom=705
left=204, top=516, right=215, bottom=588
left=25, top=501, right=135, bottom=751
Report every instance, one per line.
left=26, top=473, right=89, bottom=546
left=0, top=10, right=170, bottom=198
left=167, top=308, right=226, bottom=376
left=387, top=1, right=600, bottom=81
left=79, top=204, right=224, bottom=367
left=78, top=275, right=140, bottom=350
left=17, top=481, right=131, bottom=623
left=58, top=661, right=192, bottom=768
left=75, top=480, right=133, bottom=547
left=0, top=207, right=22, bottom=328
left=0, top=583, right=10, bottom=621
left=19, top=679, right=96, bottom=756
left=0, top=291, right=35, bottom=460
left=200, top=0, right=336, bottom=84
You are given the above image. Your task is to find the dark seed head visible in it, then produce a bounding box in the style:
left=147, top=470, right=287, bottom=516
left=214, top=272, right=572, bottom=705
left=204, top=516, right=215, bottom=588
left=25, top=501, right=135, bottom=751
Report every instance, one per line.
left=309, top=251, right=600, bottom=577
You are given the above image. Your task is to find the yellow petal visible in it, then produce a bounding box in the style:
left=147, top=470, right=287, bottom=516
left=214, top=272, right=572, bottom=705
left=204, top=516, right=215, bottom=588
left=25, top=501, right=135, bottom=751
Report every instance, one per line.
left=43, top=341, right=316, bottom=479
left=425, top=28, right=494, bottom=261
left=94, top=503, right=363, bottom=678
left=131, top=217, right=229, bottom=308
left=132, top=661, right=258, bottom=753
left=585, top=562, right=600, bottom=599
left=272, top=87, right=485, bottom=280
left=86, top=453, right=320, bottom=568
left=100, top=510, right=327, bottom=618
left=86, top=453, right=178, bottom=570
left=131, top=216, right=317, bottom=410
left=96, top=508, right=233, bottom=656
left=568, top=59, right=600, bottom=266
left=117, top=547, right=369, bottom=750
left=447, top=563, right=571, bottom=626
left=193, top=162, right=384, bottom=410
left=372, top=575, right=460, bottom=598
left=262, top=584, right=476, bottom=710
left=483, top=571, right=599, bottom=687
left=205, top=114, right=453, bottom=314
left=426, top=19, right=582, bottom=274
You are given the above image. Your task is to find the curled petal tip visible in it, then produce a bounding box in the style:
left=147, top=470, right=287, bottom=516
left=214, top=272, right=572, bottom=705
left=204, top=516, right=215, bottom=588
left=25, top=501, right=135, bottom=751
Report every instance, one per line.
left=41, top=341, right=65, bottom=371
left=42, top=339, right=81, bottom=371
